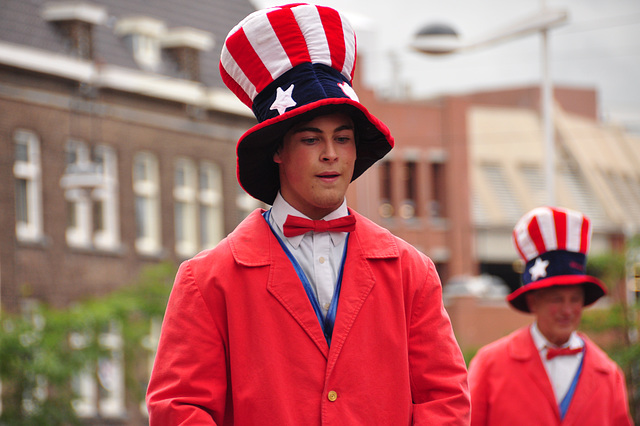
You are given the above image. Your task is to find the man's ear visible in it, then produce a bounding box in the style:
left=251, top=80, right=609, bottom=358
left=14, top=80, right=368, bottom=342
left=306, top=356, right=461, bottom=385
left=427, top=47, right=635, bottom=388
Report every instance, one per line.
left=273, top=136, right=285, bottom=164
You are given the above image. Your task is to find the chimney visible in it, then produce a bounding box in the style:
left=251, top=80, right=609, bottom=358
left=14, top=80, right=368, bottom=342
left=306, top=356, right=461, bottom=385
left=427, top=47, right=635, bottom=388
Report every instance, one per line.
left=162, top=27, right=214, bottom=82
left=42, top=2, right=107, bottom=60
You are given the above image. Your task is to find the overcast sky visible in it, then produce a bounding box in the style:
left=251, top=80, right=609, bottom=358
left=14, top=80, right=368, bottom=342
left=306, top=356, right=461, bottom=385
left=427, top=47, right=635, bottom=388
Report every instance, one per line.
left=251, top=0, right=640, bottom=132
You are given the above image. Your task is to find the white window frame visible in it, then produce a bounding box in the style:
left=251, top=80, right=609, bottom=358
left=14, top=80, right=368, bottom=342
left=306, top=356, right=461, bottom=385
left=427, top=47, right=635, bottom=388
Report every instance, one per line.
left=14, top=130, right=43, bottom=242
left=65, top=186, right=93, bottom=248
left=174, top=158, right=198, bottom=257
left=132, top=34, right=161, bottom=71
left=92, top=145, right=120, bottom=250
left=65, top=139, right=93, bottom=247
left=198, top=161, right=224, bottom=250
left=133, top=152, right=161, bottom=255
left=62, top=141, right=120, bottom=250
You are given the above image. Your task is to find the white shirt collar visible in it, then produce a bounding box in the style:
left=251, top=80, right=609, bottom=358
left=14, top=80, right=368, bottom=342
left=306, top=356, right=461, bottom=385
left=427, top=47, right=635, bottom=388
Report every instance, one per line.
left=530, top=322, right=584, bottom=352
left=270, top=192, right=350, bottom=248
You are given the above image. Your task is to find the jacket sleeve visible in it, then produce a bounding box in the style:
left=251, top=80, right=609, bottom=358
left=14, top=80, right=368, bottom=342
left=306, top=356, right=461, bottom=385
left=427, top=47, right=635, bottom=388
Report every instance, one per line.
left=146, top=260, right=227, bottom=425
left=408, top=257, right=471, bottom=425
left=611, top=364, right=633, bottom=426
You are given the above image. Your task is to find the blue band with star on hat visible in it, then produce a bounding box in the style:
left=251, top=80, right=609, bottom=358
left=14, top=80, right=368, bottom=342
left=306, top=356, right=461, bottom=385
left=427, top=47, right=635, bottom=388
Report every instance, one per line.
left=522, top=251, right=587, bottom=285
left=253, top=63, right=354, bottom=123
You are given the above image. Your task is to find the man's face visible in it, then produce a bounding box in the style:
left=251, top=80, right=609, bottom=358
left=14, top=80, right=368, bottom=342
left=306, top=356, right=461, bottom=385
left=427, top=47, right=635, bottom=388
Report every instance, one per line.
left=526, top=285, right=585, bottom=346
left=274, top=113, right=356, bottom=219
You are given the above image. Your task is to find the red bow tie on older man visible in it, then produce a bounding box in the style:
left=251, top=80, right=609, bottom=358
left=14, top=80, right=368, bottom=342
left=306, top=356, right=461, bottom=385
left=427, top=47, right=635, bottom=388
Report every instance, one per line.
left=546, top=346, right=583, bottom=360
left=283, top=215, right=356, bottom=238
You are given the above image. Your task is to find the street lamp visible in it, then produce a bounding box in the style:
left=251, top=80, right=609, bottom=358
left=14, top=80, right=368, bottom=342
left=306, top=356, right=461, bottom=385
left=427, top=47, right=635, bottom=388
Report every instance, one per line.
left=411, top=7, right=568, bottom=206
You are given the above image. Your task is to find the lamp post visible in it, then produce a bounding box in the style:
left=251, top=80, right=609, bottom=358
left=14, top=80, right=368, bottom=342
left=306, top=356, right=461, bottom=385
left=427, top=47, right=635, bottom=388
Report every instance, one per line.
left=411, top=7, right=567, bottom=206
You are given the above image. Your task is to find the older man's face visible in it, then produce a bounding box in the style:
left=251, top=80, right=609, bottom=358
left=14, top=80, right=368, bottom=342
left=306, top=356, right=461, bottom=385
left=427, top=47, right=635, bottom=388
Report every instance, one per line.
left=526, top=286, right=585, bottom=346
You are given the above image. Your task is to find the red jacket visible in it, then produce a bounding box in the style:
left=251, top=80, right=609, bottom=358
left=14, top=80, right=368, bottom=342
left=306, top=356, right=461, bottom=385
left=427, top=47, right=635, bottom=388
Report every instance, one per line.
left=468, top=326, right=632, bottom=426
left=147, top=209, right=470, bottom=425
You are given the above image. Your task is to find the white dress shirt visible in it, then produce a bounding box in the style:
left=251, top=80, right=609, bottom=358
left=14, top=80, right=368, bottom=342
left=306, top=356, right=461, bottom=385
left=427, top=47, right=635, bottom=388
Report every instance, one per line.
left=268, top=193, right=350, bottom=318
left=530, top=323, right=585, bottom=403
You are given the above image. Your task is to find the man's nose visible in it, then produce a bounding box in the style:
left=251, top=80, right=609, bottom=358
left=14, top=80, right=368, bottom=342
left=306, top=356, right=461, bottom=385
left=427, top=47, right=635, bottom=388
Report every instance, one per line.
left=321, top=141, right=338, bottom=161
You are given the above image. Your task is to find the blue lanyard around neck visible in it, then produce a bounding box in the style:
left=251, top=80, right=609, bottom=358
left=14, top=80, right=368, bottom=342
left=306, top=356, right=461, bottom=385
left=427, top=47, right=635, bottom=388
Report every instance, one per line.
left=264, top=210, right=348, bottom=346
left=559, top=347, right=585, bottom=420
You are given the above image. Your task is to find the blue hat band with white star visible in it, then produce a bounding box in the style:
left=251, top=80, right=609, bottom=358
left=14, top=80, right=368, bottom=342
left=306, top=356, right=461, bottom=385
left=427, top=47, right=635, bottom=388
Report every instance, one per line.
left=522, top=250, right=587, bottom=285
left=252, top=63, right=356, bottom=123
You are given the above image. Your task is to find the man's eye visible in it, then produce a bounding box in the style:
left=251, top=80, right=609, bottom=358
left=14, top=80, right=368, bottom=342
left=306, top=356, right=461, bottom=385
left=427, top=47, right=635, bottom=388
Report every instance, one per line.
left=336, top=136, right=352, bottom=143
left=301, top=137, right=317, bottom=144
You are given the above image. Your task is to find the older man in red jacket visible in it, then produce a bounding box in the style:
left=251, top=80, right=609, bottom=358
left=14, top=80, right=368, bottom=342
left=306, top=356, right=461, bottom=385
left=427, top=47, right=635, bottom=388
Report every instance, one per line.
left=468, top=206, right=632, bottom=425
left=146, top=4, right=470, bottom=425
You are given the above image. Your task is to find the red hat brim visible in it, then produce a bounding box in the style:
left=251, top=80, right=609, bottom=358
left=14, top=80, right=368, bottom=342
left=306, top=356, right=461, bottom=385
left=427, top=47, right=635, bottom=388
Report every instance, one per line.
left=507, top=274, right=607, bottom=313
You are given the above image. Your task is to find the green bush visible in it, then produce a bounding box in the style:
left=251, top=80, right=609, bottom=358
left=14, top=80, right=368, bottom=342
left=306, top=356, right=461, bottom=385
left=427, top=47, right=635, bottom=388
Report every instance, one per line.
left=0, top=262, right=175, bottom=424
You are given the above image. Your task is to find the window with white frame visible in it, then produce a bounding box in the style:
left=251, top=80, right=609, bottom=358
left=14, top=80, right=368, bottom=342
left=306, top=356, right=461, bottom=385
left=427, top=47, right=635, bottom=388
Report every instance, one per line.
left=64, top=140, right=93, bottom=247
left=92, top=145, right=120, bottom=249
left=174, top=158, right=198, bottom=257
left=71, top=322, right=125, bottom=419
left=14, top=130, right=43, bottom=242
left=236, top=184, right=261, bottom=224
left=198, top=161, right=224, bottom=250
left=132, top=34, right=161, bottom=71
left=114, top=17, right=164, bottom=72
left=133, top=152, right=161, bottom=255
left=61, top=141, right=120, bottom=250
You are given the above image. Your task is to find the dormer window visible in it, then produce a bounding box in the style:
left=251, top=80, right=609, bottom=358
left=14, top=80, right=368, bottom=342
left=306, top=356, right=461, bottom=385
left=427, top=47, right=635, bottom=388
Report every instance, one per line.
left=42, top=2, right=107, bottom=60
left=115, top=17, right=166, bottom=72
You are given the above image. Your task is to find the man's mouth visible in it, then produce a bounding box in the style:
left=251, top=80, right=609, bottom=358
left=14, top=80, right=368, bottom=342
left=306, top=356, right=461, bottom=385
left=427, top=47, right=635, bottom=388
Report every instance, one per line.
left=317, top=172, right=340, bottom=179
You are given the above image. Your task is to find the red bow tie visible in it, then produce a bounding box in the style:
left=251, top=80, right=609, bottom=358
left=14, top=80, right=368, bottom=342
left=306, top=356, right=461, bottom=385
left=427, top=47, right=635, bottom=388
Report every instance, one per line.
left=283, top=215, right=356, bottom=237
left=546, top=346, right=583, bottom=360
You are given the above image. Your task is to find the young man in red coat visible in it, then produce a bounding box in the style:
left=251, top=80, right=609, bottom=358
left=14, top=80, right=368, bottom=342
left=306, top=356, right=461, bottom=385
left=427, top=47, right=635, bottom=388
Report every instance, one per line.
left=146, top=4, right=470, bottom=425
left=468, top=206, right=632, bottom=425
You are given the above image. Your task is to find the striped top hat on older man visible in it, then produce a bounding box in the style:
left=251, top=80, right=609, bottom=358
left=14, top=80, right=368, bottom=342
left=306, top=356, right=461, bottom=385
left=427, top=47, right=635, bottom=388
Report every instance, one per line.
left=507, top=206, right=607, bottom=312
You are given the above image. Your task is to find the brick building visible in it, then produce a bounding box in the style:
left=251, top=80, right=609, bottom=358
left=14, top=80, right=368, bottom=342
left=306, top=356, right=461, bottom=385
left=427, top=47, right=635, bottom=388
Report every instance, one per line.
left=1, top=0, right=259, bottom=421
left=1, top=0, right=259, bottom=311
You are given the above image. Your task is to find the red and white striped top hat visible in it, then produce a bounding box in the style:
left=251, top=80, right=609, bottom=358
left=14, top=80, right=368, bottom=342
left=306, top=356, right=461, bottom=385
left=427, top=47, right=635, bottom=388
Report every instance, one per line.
left=508, top=206, right=606, bottom=312
left=220, top=3, right=394, bottom=204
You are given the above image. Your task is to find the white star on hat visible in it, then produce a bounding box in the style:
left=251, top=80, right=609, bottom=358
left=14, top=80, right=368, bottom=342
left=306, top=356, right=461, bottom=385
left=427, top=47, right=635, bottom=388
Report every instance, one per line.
left=529, top=258, right=550, bottom=281
left=270, top=84, right=296, bottom=115
left=338, top=81, right=359, bottom=101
